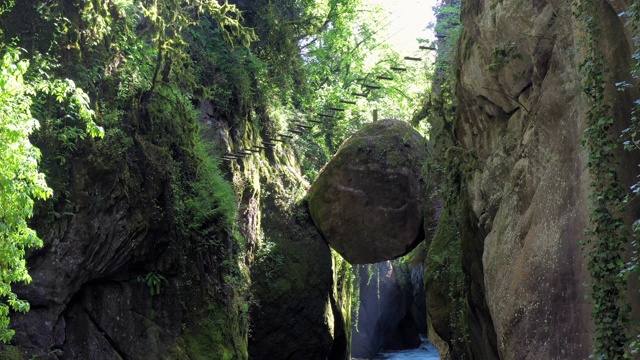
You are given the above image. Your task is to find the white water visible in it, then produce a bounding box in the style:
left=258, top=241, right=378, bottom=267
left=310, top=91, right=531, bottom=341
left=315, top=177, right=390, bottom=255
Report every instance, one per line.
left=373, top=336, right=440, bottom=360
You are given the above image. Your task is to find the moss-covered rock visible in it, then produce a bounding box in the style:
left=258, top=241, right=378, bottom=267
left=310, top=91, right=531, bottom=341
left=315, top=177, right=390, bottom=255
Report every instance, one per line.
left=424, top=203, right=470, bottom=359
left=0, top=1, right=352, bottom=359
left=248, top=193, right=351, bottom=360
left=308, top=119, right=430, bottom=264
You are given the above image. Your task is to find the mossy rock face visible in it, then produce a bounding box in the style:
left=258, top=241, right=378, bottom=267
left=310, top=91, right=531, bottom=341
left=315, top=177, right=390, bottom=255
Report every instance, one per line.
left=248, top=197, right=349, bottom=360
left=308, top=119, right=429, bottom=264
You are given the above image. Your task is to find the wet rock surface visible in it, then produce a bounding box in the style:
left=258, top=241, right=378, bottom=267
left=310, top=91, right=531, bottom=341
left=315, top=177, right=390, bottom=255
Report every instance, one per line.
left=351, top=261, right=424, bottom=359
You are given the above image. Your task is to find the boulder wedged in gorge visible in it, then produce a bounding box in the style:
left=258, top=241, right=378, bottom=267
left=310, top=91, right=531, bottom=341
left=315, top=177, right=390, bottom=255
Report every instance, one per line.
left=308, top=119, right=429, bottom=264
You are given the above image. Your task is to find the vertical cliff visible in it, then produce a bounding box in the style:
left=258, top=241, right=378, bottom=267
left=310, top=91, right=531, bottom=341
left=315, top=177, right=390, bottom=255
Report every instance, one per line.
left=448, top=0, right=640, bottom=358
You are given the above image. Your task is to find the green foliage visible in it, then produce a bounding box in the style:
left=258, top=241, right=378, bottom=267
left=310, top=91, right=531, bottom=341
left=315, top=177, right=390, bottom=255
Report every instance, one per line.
left=187, top=141, right=237, bottom=232
left=244, top=0, right=431, bottom=180
left=300, top=0, right=427, bottom=154
left=332, top=248, right=354, bottom=348
left=488, top=41, right=520, bottom=72
left=0, top=345, right=25, bottom=360
left=0, top=44, right=102, bottom=342
left=424, top=204, right=470, bottom=356
left=425, top=202, right=470, bottom=350
left=0, top=47, right=45, bottom=344
left=1, top=0, right=428, bottom=354
left=137, top=272, right=167, bottom=296
left=136, top=0, right=255, bottom=93
left=0, top=0, right=253, bottom=345
left=413, top=0, right=463, bottom=186
left=30, top=75, right=104, bottom=168
left=428, top=0, right=462, bottom=109
left=575, top=1, right=632, bottom=357
left=184, top=24, right=263, bottom=126
left=254, top=240, right=285, bottom=280
left=412, top=0, right=460, bottom=134
left=617, top=3, right=640, bottom=357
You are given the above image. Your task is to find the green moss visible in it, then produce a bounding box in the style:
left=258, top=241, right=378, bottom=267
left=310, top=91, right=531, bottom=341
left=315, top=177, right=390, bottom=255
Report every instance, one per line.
left=337, top=120, right=426, bottom=169
left=488, top=42, right=520, bottom=73
left=424, top=203, right=471, bottom=357
left=88, top=127, right=134, bottom=173
left=173, top=303, right=247, bottom=360
left=0, top=346, right=25, bottom=360
left=253, top=207, right=315, bottom=300
left=490, top=0, right=503, bottom=10
left=249, top=176, right=352, bottom=357
left=331, top=249, right=353, bottom=360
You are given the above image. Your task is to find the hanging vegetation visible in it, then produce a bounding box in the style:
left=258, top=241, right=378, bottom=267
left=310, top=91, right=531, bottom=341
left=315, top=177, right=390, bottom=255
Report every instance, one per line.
left=575, top=1, right=634, bottom=358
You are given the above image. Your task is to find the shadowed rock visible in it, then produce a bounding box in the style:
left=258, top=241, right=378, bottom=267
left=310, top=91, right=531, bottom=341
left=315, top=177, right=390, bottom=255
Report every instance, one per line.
left=351, top=261, right=424, bottom=359
left=308, top=119, right=428, bottom=264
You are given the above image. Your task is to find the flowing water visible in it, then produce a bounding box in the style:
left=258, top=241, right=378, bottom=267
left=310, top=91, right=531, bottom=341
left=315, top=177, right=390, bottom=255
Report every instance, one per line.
left=373, top=336, right=440, bottom=360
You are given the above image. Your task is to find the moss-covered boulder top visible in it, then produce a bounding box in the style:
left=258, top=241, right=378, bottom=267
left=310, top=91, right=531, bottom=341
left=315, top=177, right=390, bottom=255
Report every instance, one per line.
left=308, top=119, right=428, bottom=264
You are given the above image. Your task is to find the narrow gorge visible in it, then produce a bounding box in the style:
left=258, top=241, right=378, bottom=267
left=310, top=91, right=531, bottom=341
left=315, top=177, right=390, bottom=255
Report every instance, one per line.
left=1, top=1, right=640, bottom=360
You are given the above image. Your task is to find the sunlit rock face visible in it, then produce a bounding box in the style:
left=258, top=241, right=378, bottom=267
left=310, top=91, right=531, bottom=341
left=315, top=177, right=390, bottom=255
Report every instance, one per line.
left=307, top=119, right=430, bottom=264
left=454, top=0, right=640, bottom=358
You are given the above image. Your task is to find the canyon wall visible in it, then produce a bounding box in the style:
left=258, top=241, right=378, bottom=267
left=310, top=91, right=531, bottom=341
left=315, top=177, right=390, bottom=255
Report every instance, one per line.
left=453, top=0, right=640, bottom=358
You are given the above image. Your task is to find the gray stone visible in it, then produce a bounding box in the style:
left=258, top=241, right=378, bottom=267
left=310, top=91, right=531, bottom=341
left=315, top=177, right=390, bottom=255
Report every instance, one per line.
left=308, top=119, right=429, bottom=264
left=453, top=0, right=640, bottom=358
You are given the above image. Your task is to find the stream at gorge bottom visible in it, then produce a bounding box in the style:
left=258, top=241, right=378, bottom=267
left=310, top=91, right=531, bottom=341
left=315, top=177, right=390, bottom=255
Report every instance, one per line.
left=371, top=336, right=440, bottom=360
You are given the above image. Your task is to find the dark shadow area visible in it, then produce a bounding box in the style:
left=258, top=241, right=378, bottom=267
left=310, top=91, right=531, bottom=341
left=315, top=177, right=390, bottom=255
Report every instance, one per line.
left=351, top=261, right=427, bottom=359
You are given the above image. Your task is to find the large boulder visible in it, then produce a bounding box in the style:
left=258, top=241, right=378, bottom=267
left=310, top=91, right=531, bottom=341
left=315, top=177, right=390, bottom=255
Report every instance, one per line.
left=308, top=119, right=428, bottom=264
